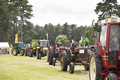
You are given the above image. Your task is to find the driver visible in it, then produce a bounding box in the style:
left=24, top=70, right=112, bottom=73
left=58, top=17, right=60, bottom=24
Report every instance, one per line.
left=56, top=40, right=63, bottom=47
left=55, top=40, right=63, bottom=53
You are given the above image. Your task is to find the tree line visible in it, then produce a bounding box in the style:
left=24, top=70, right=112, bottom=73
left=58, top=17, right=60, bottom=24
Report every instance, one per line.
left=0, top=0, right=120, bottom=46
left=25, top=23, right=96, bottom=45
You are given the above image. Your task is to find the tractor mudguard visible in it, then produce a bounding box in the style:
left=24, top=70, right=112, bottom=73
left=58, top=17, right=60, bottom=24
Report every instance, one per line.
left=90, top=45, right=100, bottom=56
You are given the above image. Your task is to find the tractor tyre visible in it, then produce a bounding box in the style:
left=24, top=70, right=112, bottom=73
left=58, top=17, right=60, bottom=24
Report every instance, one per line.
left=29, top=49, right=33, bottom=57
left=39, top=53, right=41, bottom=59
left=49, top=49, right=53, bottom=65
left=47, top=51, right=49, bottom=62
left=53, top=58, right=56, bottom=66
left=107, top=73, right=117, bottom=80
left=27, top=51, right=29, bottom=56
left=13, top=49, right=18, bottom=56
left=60, top=50, right=68, bottom=71
left=84, top=64, right=89, bottom=70
left=20, top=50, right=24, bottom=56
left=69, top=62, right=74, bottom=74
left=36, top=49, right=39, bottom=59
left=25, top=49, right=27, bottom=56
left=89, top=52, right=103, bottom=80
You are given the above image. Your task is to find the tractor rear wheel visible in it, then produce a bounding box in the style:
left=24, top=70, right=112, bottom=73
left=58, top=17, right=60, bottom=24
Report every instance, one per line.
left=60, top=50, right=68, bottom=71
left=13, top=49, right=18, bottom=56
left=29, top=49, right=33, bottom=57
left=89, top=52, right=103, bottom=80
left=69, top=62, right=74, bottom=74
left=107, top=73, right=117, bottom=80
left=49, top=49, right=53, bottom=65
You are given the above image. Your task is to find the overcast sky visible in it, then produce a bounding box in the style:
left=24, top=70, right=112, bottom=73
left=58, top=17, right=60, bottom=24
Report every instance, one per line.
left=28, top=0, right=120, bottom=27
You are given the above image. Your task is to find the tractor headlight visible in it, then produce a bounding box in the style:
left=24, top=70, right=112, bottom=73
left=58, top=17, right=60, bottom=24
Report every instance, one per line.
left=37, top=47, right=40, bottom=49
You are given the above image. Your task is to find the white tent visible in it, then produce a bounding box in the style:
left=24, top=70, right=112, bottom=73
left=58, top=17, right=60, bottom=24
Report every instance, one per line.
left=0, top=42, right=9, bottom=49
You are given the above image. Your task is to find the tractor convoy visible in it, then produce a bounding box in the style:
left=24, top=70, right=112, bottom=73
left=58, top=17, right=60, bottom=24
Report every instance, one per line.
left=12, top=18, right=120, bottom=80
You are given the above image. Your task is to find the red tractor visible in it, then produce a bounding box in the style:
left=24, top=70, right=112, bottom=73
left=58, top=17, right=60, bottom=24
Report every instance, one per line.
left=89, top=18, right=120, bottom=80
left=49, top=45, right=66, bottom=66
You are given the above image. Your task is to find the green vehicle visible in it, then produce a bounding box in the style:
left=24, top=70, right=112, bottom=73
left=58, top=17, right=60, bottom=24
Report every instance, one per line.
left=13, top=42, right=26, bottom=56
left=29, top=39, right=40, bottom=57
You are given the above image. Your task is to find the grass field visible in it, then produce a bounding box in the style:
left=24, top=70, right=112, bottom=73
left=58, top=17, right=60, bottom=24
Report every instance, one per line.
left=0, top=55, right=89, bottom=80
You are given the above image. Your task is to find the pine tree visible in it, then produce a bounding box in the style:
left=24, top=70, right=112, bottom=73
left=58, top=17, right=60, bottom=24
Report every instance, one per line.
left=95, top=0, right=120, bottom=21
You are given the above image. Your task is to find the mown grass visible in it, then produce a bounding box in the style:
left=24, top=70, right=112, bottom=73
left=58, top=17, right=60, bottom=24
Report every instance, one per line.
left=0, top=55, right=89, bottom=80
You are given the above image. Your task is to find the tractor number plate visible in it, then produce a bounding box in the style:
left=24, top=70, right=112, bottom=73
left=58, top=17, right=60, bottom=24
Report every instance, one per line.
left=79, top=50, right=84, bottom=54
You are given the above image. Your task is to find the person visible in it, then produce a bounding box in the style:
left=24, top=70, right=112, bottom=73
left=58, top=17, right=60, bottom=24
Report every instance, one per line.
left=0, top=48, right=1, bottom=54
left=72, top=39, right=78, bottom=47
left=79, top=37, right=85, bottom=47
left=71, top=39, right=78, bottom=52
left=56, top=40, right=62, bottom=47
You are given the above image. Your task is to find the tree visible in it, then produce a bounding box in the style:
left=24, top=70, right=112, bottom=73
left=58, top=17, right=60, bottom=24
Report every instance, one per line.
left=55, top=35, right=69, bottom=46
left=0, top=0, right=12, bottom=42
left=95, top=0, right=120, bottom=21
left=62, top=22, right=71, bottom=39
left=17, top=0, right=33, bottom=43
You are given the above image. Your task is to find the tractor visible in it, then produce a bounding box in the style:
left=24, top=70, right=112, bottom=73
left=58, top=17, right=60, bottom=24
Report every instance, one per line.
left=89, top=18, right=120, bottom=80
left=60, top=45, right=89, bottom=74
left=49, top=43, right=66, bottom=66
left=36, top=40, right=50, bottom=60
left=29, top=39, right=40, bottom=57
left=13, top=42, right=26, bottom=56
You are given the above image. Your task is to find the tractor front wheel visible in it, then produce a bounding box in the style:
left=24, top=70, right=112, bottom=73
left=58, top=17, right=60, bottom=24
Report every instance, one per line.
left=84, top=64, right=89, bottom=70
left=106, top=73, right=117, bottom=80
left=69, top=62, right=74, bottom=74
left=89, top=53, right=103, bottom=80
left=47, top=51, right=49, bottom=62
left=49, top=49, right=53, bottom=65
left=53, top=58, right=56, bottom=66
left=25, top=50, right=27, bottom=56
left=60, top=50, right=68, bottom=71
left=20, top=50, right=24, bottom=56
left=36, top=49, right=39, bottom=59
left=39, top=53, right=41, bottom=59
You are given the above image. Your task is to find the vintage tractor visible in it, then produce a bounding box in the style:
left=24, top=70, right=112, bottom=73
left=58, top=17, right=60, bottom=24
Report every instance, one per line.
left=89, top=18, right=120, bottom=80
left=49, top=45, right=66, bottom=66
left=36, top=40, right=50, bottom=60
left=13, top=42, right=26, bottom=56
left=60, top=45, right=89, bottom=74
left=29, top=39, right=40, bottom=57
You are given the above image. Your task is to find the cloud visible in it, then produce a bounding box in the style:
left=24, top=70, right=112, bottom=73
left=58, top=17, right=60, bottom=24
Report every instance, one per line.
left=28, top=0, right=120, bottom=26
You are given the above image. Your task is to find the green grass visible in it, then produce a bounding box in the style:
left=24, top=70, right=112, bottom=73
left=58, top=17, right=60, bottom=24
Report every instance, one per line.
left=0, top=55, right=89, bottom=80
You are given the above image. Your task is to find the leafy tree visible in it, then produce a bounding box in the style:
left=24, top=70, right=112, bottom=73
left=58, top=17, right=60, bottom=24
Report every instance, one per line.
left=95, top=0, right=120, bottom=21
left=55, top=35, right=69, bottom=46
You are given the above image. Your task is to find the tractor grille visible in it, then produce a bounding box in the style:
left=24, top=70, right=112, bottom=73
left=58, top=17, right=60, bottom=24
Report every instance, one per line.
left=74, top=47, right=88, bottom=61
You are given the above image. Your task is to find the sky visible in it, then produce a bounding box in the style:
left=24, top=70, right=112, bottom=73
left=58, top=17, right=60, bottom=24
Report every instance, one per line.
left=28, top=0, right=120, bottom=27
